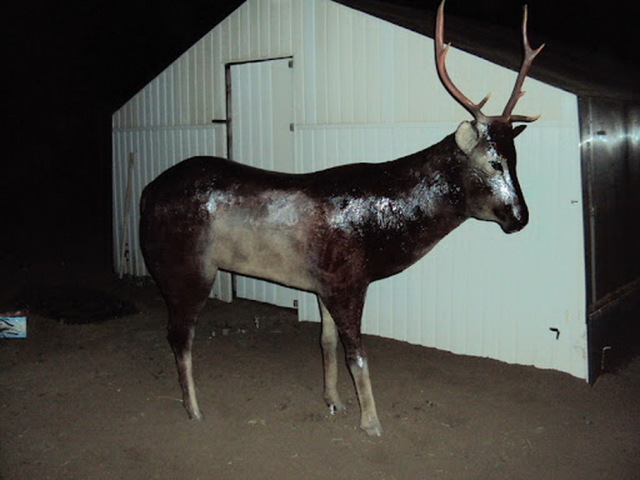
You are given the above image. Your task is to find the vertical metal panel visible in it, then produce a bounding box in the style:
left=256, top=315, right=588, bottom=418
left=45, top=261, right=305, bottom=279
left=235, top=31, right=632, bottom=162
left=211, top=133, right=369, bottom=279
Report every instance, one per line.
left=580, top=98, right=640, bottom=304
left=580, top=98, right=640, bottom=381
left=112, top=126, right=224, bottom=274
left=113, top=0, right=587, bottom=378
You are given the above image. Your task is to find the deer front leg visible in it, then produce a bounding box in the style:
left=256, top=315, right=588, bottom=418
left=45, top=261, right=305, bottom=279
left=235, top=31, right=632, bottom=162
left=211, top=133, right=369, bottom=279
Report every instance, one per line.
left=322, top=290, right=383, bottom=437
left=346, top=343, right=381, bottom=436
left=319, top=300, right=345, bottom=414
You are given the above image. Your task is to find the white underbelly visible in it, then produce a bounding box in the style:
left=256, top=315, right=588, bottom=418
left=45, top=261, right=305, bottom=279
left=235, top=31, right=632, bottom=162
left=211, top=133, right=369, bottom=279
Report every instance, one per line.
left=210, top=221, right=315, bottom=291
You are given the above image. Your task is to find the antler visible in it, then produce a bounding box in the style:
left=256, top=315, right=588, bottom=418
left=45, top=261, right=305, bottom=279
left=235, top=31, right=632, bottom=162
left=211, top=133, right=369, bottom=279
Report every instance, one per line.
left=435, top=1, right=491, bottom=123
left=501, top=5, right=545, bottom=122
left=435, top=0, right=545, bottom=124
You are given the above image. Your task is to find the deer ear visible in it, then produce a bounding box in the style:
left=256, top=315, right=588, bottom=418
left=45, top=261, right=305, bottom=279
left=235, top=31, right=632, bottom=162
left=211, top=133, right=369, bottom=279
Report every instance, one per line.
left=455, top=121, right=479, bottom=155
left=513, top=124, right=527, bottom=138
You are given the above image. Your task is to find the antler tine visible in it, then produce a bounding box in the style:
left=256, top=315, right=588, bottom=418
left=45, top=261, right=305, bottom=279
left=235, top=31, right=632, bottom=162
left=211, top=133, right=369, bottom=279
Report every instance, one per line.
left=500, top=5, right=545, bottom=122
left=435, top=0, right=491, bottom=123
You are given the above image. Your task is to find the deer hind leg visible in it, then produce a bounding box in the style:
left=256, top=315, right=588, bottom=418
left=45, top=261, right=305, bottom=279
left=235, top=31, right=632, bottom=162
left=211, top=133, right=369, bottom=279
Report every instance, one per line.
left=322, top=291, right=383, bottom=437
left=167, top=309, right=203, bottom=420
left=161, top=266, right=217, bottom=421
left=319, top=300, right=345, bottom=414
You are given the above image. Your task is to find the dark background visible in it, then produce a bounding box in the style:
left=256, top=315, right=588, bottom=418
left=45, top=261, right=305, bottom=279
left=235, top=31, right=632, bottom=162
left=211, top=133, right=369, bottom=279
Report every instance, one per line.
left=3, top=0, right=637, bottom=270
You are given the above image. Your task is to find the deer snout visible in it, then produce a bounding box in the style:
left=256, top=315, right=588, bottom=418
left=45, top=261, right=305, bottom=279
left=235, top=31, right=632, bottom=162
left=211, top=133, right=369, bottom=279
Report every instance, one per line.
left=499, top=200, right=529, bottom=233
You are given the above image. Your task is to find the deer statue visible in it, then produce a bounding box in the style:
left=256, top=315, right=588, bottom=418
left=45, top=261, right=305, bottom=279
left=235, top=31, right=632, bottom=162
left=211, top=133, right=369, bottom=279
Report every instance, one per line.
left=139, top=1, right=544, bottom=437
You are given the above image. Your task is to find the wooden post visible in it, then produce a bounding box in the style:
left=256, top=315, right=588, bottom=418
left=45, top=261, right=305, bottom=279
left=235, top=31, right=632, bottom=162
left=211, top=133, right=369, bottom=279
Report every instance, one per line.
left=119, top=152, right=135, bottom=279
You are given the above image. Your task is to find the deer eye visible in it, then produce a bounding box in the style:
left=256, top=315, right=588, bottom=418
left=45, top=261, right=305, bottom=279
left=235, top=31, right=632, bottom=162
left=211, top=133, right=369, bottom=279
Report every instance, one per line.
left=489, top=161, right=503, bottom=173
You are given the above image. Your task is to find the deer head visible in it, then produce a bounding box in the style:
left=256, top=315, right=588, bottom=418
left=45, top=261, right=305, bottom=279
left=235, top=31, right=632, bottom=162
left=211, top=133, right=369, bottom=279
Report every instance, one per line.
left=436, top=1, right=544, bottom=233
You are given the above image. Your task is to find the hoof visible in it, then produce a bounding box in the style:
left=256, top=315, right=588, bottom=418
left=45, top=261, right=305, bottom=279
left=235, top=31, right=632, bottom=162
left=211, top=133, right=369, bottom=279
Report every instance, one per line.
left=186, top=406, right=204, bottom=421
left=360, top=420, right=383, bottom=437
left=329, top=403, right=346, bottom=415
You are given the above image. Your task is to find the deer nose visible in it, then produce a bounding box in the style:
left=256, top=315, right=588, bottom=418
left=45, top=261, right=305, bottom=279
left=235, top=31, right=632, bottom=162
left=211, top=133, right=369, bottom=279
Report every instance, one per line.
left=502, top=203, right=529, bottom=233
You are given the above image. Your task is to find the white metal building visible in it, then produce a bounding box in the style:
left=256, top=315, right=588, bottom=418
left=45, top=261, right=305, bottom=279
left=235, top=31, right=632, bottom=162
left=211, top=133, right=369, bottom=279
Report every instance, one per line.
left=113, top=0, right=588, bottom=379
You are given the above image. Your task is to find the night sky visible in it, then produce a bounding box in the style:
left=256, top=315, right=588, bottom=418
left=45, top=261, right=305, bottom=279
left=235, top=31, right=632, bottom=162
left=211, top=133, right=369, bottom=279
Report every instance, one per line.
left=5, top=1, right=239, bottom=246
left=4, top=0, right=637, bottom=265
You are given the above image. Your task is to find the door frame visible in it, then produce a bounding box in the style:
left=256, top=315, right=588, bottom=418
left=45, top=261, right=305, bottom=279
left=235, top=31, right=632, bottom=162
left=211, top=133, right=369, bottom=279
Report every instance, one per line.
left=224, top=56, right=294, bottom=163
left=222, top=56, right=297, bottom=306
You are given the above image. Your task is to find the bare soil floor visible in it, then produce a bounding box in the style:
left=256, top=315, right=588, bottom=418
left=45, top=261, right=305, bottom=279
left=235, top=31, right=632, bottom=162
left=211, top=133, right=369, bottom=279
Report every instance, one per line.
left=1, top=234, right=639, bottom=480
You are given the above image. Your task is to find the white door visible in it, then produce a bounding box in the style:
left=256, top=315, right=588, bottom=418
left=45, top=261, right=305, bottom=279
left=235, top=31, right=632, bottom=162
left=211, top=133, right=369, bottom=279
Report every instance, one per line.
left=229, top=58, right=299, bottom=309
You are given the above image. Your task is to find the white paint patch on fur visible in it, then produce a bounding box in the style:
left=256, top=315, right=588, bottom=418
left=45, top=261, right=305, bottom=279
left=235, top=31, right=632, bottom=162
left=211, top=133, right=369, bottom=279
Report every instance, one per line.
left=262, top=192, right=306, bottom=227
left=205, top=197, right=218, bottom=214
left=328, top=175, right=454, bottom=231
left=489, top=175, right=513, bottom=202
left=479, top=128, right=522, bottom=218
left=328, top=196, right=399, bottom=230
left=204, top=191, right=235, bottom=215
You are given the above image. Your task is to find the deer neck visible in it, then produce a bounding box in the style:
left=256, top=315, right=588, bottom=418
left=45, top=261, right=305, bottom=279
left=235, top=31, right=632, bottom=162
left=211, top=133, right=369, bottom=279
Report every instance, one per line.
left=349, top=142, right=468, bottom=280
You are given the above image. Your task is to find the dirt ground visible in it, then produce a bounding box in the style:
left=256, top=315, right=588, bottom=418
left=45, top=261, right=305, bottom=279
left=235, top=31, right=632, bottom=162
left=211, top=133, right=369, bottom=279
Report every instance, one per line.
left=1, top=232, right=639, bottom=480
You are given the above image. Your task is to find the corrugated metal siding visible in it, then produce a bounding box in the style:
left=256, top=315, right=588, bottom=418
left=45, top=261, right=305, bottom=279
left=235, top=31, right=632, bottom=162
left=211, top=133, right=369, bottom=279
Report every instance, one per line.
left=113, top=0, right=564, bottom=130
left=112, top=125, right=230, bottom=298
left=113, top=0, right=587, bottom=379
